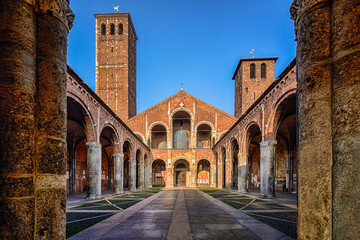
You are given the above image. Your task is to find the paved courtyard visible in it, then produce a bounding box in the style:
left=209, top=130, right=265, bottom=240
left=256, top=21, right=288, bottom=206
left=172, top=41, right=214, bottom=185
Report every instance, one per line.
left=68, top=188, right=295, bottom=240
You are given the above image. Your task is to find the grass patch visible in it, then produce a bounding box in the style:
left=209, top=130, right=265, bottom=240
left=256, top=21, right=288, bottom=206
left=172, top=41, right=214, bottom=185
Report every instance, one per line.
left=116, top=200, right=141, bottom=209
left=221, top=200, right=247, bottom=209
left=247, top=213, right=297, bottom=239
left=197, top=187, right=221, bottom=193
left=66, top=214, right=114, bottom=238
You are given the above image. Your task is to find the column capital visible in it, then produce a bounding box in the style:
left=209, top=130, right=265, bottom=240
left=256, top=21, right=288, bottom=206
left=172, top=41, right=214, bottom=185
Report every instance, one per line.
left=260, top=139, right=277, bottom=147
left=113, top=153, right=124, bottom=159
left=86, top=141, right=102, bottom=148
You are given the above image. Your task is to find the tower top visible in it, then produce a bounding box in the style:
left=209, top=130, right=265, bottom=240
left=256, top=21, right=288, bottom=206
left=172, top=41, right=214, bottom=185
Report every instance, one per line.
left=232, top=57, right=278, bottom=80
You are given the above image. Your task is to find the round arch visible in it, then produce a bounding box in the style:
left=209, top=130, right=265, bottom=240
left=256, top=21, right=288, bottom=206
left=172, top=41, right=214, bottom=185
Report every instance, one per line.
left=230, top=138, right=240, bottom=189
left=197, top=159, right=211, bottom=186
left=134, top=132, right=146, bottom=143
left=169, top=107, right=194, bottom=120
left=67, top=95, right=96, bottom=141
left=195, top=121, right=215, bottom=132
left=149, top=123, right=168, bottom=149
left=173, top=159, right=190, bottom=187
left=152, top=159, right=166, bottom=187
left=148, top=121, right=169, bottom=132
left=266, top=89, right=297, bottom=136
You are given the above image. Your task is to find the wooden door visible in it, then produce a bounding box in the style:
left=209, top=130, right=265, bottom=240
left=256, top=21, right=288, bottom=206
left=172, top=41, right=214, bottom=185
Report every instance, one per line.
left=177, top=171, right=186, bottom=187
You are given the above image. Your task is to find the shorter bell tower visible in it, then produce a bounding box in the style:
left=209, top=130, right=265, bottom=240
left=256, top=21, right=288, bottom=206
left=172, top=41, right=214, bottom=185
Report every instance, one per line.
left=232, top=57, right=278, bottom=118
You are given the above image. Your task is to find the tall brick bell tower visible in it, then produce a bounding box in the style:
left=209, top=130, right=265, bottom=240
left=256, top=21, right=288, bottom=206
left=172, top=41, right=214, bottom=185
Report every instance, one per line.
left=95, top=13, right=137, bottom=120
left=232, top=57, right=278, bottom=118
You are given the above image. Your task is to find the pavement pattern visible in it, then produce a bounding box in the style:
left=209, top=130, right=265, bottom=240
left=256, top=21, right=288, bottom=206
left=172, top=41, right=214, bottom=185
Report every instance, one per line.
left=69, top=188, right=294, bottom=240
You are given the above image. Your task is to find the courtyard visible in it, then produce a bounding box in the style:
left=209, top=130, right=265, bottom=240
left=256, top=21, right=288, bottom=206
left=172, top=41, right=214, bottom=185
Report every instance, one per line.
left=67, top=188, right=296, bottom=239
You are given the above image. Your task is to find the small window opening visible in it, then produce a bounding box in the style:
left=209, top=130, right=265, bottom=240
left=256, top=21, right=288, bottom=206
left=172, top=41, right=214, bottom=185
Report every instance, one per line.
left=101, top=24, right=106, bottom=35
left=110, top=24, right=115, bottom=35
left=119, top=24, right=123, bottom=35
left=253, top=92, right=256, bottom=100
left=261, top=63, right=266, bottom=78
left=246, top=87, right=248, bottom=93
left=111, top=47, right=113, bottom=52
left=250, top=63, right=256, bottom=78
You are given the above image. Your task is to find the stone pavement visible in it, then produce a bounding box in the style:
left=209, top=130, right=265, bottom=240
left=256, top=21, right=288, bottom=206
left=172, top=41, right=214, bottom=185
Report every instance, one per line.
left=69, top=188, right=294, bottom=240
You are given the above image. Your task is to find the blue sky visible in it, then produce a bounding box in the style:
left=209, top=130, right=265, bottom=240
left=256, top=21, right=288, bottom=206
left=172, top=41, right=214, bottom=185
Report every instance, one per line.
left=68, top=0, right=296, bottom=115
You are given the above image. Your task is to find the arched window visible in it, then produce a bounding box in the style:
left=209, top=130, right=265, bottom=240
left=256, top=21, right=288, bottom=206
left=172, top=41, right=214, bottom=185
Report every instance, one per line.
left=119, top=24, right=123, bottom=35
left=196, top=124, right=211, bottom=148
left=101, top=24, right=106, bottom=35
left=172, top=111, right=191, bottom=149
left=151, top=125, right=167, bottom=149
left=110, top=24, right=115, bottom=35
left=261, top=63, right=266, bottom=78
left=174, top=129, right=189, bottom=149
left=250, top=63, right=256, bottom=78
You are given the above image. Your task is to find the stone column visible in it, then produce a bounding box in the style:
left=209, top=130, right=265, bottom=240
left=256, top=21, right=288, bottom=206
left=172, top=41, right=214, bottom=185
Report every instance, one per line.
left=145, top=164, right=152, bottom=188
left=291, top=0, right=360, bottom=238
left=260, top=139, right=276, bottom=198
left=225, top=159, right=232, bottom=189
left=128, top=159, right=136, bottom=191
left=0, top=0, right=73, bottom=238
left=113, top=153, right=124, bottom=194
left=238, top=152, right=248, bottom=193
left=68, top=153, right=76, bottom=194
left=210, top=164, right=216, bottom=187
left=139, top=161, right=145, bottom=189
left=167, top=160, right=174, bottom=187
left=86, top=142, right=102, bottom=199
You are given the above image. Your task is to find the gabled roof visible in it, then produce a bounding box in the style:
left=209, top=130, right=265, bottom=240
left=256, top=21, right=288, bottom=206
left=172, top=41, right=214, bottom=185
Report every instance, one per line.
left=129, top=89, right=237, bottom=122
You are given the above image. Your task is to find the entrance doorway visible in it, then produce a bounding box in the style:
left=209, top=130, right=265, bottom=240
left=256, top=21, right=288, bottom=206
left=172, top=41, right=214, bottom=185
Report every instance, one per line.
left=174, top=159, right=189, bottom=187
left=176, top=171, right=186, bottom=187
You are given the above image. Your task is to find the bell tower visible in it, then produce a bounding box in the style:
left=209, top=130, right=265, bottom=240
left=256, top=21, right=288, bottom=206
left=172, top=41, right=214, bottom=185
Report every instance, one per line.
left=232, top=57, right=278, bottom=118
left=95, top=13, right=137, bottom=120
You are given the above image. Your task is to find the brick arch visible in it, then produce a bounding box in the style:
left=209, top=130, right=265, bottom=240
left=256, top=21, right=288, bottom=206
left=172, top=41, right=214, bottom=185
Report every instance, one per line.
left=241, top=122, right=262, bottom=153
left=266, top=89, right=297, bottom=137
left=122, top=138, right=134, bottom=159
left=100, top=123, right=120, bottom=144
left=151, top=158, right=166, bottom=166
left=230, top=137, right=240, bottom=159
left=194, top=121, right=215, bottom=132
left=134, top=132, right=145, bottom=143
left=148, top=121, right=169, bottom=132
left=67, top=94, right=96, bottom=141
left=136, top=148, right=142, bottom=162
left=169, top=107, right=194, bottom=120
left=217, top=130, right=228, bottom=141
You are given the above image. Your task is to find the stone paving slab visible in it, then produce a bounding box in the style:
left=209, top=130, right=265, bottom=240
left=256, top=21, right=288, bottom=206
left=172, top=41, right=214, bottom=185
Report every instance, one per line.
left=69, top=188, right=294, bottom=240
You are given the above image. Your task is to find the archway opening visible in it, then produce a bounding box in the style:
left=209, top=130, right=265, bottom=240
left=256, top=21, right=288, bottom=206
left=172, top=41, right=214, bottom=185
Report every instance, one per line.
left=275, top=95, right=297, bottom=193
left=247, top=124, right=262, bottom=192
left=174, top=159, right=190, bottom=187
left=231, top=140, right=239, bottom=189
left=152, top=159, right=166, bottom=187
left=215, top=152, right=219, bottom=188
left=151, top=125, right=167, bottom=149
left=123, top=141, right=132, bottom=190
left=197, top=159, right=210, bottom=186
left=221, top=147, right=226, bottom=189
left=100, top=127, right=117, bottom=192
left=136, top=149, right=141, bottom=188
left=173, top=111, right=191, bottom=149
left=67, top=98, right=89, bottom=195
left=196, top=124, right=212, bottom=148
